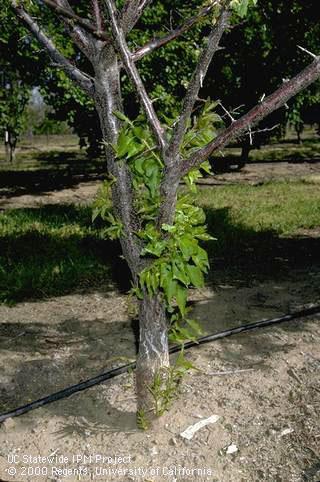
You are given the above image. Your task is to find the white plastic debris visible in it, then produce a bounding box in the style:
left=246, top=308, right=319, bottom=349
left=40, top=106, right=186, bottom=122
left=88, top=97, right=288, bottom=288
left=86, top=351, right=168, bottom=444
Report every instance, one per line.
left=226, top=443, right=238, bottom=455
left=280, top=428, right=294, bottom=437
left=180, top=415, right=220, bottom=440
left=149, top=446, right=158, bottom=456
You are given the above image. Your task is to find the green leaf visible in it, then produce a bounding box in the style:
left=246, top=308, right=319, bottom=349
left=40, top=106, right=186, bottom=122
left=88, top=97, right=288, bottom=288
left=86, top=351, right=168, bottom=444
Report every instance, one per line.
left=186, top=318, right=203, bottom=337
left=191, top=246, right=210, bottom=271
left=161, top=224, right=176, bottom=233
left=200, top=160, right=212, bottom=175
left=186, top=264, right=204, bottom=288
left=133, top=156, right=145, bottom=176
left=194, top=232, right=216, bottom=241
left=166, top=279, right=179, bottom=304
left=116, top=129, right=132, bottom=158
left=175, top=350, right=198, bottom=370
left=178, top=235, right=198, bottom=260
left=113, top=110, right=133, bottom=125
left=172, top=261, right=190, bottom=286
left=176, top=285, right=187, bottom=316
left=142, top=241, right=165, bottom=257
left=126, top=142, right=145, bottom=160
left=92, top=207, right=100, bottom=222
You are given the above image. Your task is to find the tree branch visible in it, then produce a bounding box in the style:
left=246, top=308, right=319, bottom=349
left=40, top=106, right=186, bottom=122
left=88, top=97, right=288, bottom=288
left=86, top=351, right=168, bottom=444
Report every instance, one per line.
left=181, top=55, right=320, bottom=175
left=91, top=0, right=104, bottom=32
left=168, top=7, right=231, bottom=163
left=11, top=1, right=94, bottom=95
left=120, top=0, right=152, bottom=35
left=104, top=0, right=166, bottom=152
left=53, top=0, right=94, bottom=57
left=132, top=2, right=220, bottom=62
left=41, top=0, right=109, bottom=42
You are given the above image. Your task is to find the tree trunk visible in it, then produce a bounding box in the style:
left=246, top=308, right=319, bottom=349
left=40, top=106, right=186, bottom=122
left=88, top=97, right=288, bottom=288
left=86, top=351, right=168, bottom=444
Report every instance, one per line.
left=295, top=124, right=303, bottom=144
left=240, top=143, right=250, bottom=168
left=93, top=51, right=170, bottom=426
left=5, top=130, right=16, bottom=163
left=5, top=142, right=15, bottom=163
left=136, top=293, right=170, bottom=424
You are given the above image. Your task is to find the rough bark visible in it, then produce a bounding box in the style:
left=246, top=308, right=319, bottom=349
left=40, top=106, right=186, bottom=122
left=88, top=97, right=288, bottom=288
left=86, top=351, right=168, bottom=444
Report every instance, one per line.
left=136, top=294, right=170, bottom=422
left=93, top=49, right=170, bottom=425
left=93, top=48, right=143, bottom=279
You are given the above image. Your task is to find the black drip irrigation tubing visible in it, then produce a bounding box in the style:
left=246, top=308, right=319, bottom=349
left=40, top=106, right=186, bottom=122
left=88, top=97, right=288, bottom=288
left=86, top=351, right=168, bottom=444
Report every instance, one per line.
left=0, top=304, right=319, bottom=424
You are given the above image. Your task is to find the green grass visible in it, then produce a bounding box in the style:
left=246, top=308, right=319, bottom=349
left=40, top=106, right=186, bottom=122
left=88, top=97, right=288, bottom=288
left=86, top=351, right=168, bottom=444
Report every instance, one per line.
left=211, top=135, right=320, bottom=167
left=197, top=179, right=320, bottom=274
left=1, top=180, right=319, bottom=304
left=0, top=205, right=114, bottom=304
left=198, top=180, right=320, bottom=235
left=249, top=139, right=320, bottom=163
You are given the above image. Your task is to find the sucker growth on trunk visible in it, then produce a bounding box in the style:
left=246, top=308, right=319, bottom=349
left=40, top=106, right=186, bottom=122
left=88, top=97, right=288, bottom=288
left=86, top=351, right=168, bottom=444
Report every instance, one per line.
left=9, top=0, right=320, bottom=426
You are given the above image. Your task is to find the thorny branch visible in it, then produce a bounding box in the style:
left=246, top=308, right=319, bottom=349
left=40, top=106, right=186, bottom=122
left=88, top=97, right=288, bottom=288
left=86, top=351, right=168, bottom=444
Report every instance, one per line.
left=168, top=7, right=231, bottom=164
left=132, top=2, right=221, bottom=62
left=54, top=0, right=94, bottom=57
left=181, top=55, right=320, bottom=175
left=10, top=0, right=320, bottom=226
left=91, top=0, right=104, bottom=32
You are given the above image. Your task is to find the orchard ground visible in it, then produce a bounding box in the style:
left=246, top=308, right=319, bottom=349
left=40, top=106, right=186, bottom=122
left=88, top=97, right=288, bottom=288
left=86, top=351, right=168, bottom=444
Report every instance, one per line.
left=0, top=130, right=319, bottom=481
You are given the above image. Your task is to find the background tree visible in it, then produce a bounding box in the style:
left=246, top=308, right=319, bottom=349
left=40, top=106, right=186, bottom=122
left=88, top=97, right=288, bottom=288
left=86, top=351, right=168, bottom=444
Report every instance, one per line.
left=203, top=0, right=320, bottom=162
left=0, top=7, right=46, bottom=160
left=9, top=0, right=320, bottom=426
left=0, top=71, right=30, bottom=162
left=30, top=0, right=319, bottom=161
left=34, top=0, right=210, bottom=155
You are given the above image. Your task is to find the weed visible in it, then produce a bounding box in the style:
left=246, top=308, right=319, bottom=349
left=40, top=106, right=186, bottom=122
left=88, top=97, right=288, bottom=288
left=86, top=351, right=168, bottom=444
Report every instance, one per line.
left=136, top=408, right=150, bottom=431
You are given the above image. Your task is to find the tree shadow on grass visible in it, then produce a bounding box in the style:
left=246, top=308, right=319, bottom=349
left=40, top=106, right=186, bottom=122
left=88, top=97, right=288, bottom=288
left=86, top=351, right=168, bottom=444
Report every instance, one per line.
left=0, top=168, right=105, bottom=199
left=203, top=206, right=320, bottom=282
left=0, top=151, right=106, bottom=198
left=1, top=203, right=319, bottom=304
left=0, top=204, right=131, bottom=304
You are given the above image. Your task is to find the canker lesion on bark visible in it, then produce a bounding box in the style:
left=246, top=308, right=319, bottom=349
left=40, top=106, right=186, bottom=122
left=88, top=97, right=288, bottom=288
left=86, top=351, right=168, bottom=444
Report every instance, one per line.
left=10, top=0, right=320, bottom=426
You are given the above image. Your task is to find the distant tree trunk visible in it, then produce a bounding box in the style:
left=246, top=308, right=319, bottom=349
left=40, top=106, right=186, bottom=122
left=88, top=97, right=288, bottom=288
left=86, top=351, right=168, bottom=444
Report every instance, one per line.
left=295, top=122, right=304, bottom=144
left=239, top=143, right=250, bottom=168
left=5, top=130, right=17, bottom=163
